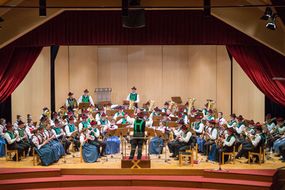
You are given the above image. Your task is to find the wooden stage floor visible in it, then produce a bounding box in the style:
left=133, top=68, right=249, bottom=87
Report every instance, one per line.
left=1, top=151, right=284, bottom=170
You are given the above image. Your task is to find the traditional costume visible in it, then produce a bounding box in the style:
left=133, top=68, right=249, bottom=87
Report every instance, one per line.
left=80, top=128, right=99, bottom=163
left=78, top=89, right=94, bottom=107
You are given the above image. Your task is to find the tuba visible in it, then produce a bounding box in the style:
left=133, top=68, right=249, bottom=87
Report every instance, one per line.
left=187, top=98, right=196, bottom=115
left=206, top=99, right=216, bottom=110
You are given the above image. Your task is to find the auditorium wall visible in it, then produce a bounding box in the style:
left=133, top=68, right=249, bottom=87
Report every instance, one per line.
left=12, top=45, right=264, bottom=122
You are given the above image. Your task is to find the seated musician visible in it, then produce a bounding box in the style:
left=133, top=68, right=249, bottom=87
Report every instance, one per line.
left=272, top=118, right=285, bottom=155
left=168, top=125, right=192, bottom=160
left=78, top=89, right=95, bottom=107
left=218, top=128, right=236, bottom=163
left=95, top=106, right=105, bottom=122
left=4, top=123, right=24, bottom=161
left=103, top=119, right=120, bottom=155
left=32, top=127, right=57, bottom=166
left=235, top=123, right=264, bottom=162
left=149, top=121, right=165, bottom=155
left=97, top=112, right=110, bottom=127
left=116, top=113, right=133, bottom=126
left=149, top=107, right=161, bottom=120
left=15, top=121, right=30, bottom=157
left=13, top=115, right=22, bottom=130
left=202, top=104, right=209, bottom=118
left=0, top=118, right=6, bottom=157
left=129, top=112, right=146, bottom=160
left=126, top=86, right=140, bottom=108
left=227, top=114, right=237, bottom=128
left=206, top=110, right=215, bottom=121
left=216, top=112, right=226, bottom=127
left=192, top=115, right=205, bottom=153
left=66, top=92, right=78, bottom=113
left=51, top=119, right=71, bottom=155
left=25, top=117, right=36, bottom=140
left=204, top=120, right=218, bottom=158
left=265, top=113, right=276, bottom=132
left=65, top=116, right=80, bottom=152
left=89, top=120, right=106, bottom=157
left=80, top=128, right=99, bottom=163
left=43, top=122, right=66, bottom=159
left=233, top=115, right=245, bottom=146
left=79, top=114, right=91, bottom=132
left=113, top=106, right=125, bottom=120
left=268, top=117, right=285, bottom=152
left=161, top=102, right=169, bottom=113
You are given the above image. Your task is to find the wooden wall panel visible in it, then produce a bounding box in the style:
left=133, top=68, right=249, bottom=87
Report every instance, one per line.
left=68, top=46, right=98, bottom=102
left=12, top=47, right=50, bottom=122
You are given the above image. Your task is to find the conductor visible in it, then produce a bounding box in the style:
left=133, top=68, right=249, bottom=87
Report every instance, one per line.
left=129, top=112, right=146, bottom=160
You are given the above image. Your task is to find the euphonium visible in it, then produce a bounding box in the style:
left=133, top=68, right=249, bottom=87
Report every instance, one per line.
left=187, top=98, right=196, bottom=115
left=149, top=100, right=155, bottom=112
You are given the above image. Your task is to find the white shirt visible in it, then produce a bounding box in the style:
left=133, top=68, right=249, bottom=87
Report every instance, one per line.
left=78, top=95, right=94, bottom=106
left=235, top=123, right=245, bottom=134
left=217, top=117, right=226, bottom=126
left=252, top=134, right=261, bottom=147
left=4, top=132, right=18, bottom=144
left=223, top=135, right=236, bottom=147
left=65, top=124, right=78, bottom=137
left=180, top=131, right=192, bottom=143
left=194, top=122, right=205, bottom=134
left=78, top=121, right=91, bottom=133
left=227, top=120, right=237, bottom=128
left=267, top=122, right=276, bottom=132
left=0, top=124, right=5, bottom=137
left=209, top=128, right=218, bottom=140
left=25, top=124, right=35, bottom=139
left=52, top=128, right=65, bottom=138
left=126, top=93, right=140, bottom=103
left=15, top=128, right=28, bottom=142
left=32, top=135, right=44, bottom=149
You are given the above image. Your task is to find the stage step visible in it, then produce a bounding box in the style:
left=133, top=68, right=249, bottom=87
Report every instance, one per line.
left=0, top=168, right=61, bottom=180
left=0, top=175, right=272, bottom=190
left=204, top=169, right=276, bottom=182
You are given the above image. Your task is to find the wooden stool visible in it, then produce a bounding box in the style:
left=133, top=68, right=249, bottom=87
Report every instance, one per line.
left=5, top=144, right=18, bottom=161
left=222, top=146, right=235, bottom=164
left=248, top=146, right=265, bottom=165
left=179, top=149, right=194, bottom=167
left=80, top=145, right=83, bottom=163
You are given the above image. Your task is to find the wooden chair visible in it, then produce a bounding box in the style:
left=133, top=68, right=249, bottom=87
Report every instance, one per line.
left=179, top=149, right=194, bottom=166
left=248, top=145, right=266, bottom=165
left=222, top=146, right=235, bottom=164
left=5, top=144, right=19, bottom=161
left=32, top=147, right=40, bottom=166
left=80, top=145, right=83, bottom=163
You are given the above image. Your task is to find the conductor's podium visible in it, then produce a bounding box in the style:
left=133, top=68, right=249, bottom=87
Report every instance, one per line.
left=121, top=156, right=151, bottom=169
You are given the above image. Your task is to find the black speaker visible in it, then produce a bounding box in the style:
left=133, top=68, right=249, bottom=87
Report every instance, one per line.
left=122, top=8, right=145, bottom=28
left=204, top=0, right=211, bottom=17
left=39, top=0, right=46, bottom=17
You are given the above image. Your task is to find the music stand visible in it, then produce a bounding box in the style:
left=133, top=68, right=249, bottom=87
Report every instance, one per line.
left=171, top=97, right=182, bottom=104
left=79, top=102, right=90, bottom=110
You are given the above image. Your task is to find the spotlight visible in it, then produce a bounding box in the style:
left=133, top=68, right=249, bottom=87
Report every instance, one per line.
left=39, top=0, right=46, bottom=17
left=260, top=7, right=272, bottom=20
left=204, top=0, right=211, bottom=17
left=122, top=0, right=145, bottom=28
left=266, top=13, right=278, bottom=30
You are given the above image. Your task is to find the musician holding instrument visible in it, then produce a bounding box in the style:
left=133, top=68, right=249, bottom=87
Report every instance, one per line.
left=66, top=92, right=78, bottom=112
left=168, top=125, right=192, bottom=159
left=162, top=102, right=169, bottom=113
left=272, top=118, right=285, bottom=155
left=129, top=112, right=145, bottom=160
left=204, top=120, right=218, bottom=158
left=268, top=117, right=285, bottom=151
left=216, top=112, right=226, bottom=127
left=234, top=115, right=246, bottom=149
left=227, top=114, right=237, bottom=128
left=51, top=119, right=71, bottom=155
left=79, top=114, right=91, bottom=132
left=89, top=120, right=106, bottom=157
left=113, top=106, right=125, bottom=120
left=15, top=121, right=31, bottom=156
left=192, top=115, right=205, bottom=153
left=80, top=127, right=99, bottom=163
left=265, top=113, right=276, bottom=132
left=126, top=86, right=140, bottom=108
left=219, top=128, right=236, bottom=163
left=235, top=123, right=264, bottom=162
left=65, top=116, right=80, bottom=152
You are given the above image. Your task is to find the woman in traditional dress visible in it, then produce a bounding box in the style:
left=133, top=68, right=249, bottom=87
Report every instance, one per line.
left=104, top=119, right=120, bottom=155
left=80, top=128, right=99, bottom=163
left=31, top=127, right=57, bottom=166
left=149, top=121, right=164, bottom=155
left=0, top=118, right=6, bottom=157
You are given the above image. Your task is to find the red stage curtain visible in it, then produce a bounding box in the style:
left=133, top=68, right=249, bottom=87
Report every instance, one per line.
left=0, top=47, right=42, bottom=102
left=227, top=45, right=285, bottom=106
left=0, top=10, right=285, bottom=106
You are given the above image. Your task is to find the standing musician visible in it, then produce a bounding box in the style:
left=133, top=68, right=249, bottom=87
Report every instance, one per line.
left=129, top=112, right=145, bottom=160
left=127, top=86, right=140, bottom=108
left=204, top=120, right=218, bottom=158
left=66, top=92, right=78, bottom=112
left=78, top=89, right=94, bottom=107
